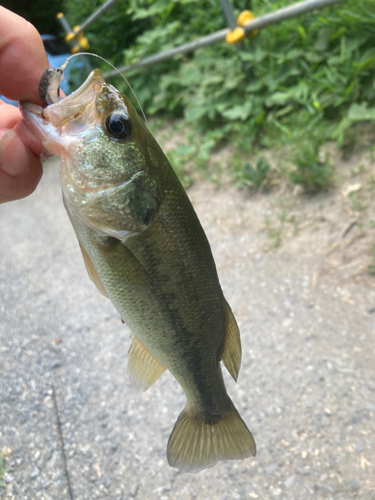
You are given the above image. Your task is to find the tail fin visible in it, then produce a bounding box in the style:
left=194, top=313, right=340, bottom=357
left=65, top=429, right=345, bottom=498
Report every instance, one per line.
left=167, top=400, right=256, bottom=472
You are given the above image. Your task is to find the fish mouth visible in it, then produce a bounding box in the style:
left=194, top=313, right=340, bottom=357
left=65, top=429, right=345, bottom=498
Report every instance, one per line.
left=21, top=69, right=104, bottom=128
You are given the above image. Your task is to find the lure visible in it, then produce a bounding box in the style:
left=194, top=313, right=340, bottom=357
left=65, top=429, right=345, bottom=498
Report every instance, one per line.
left=38, top=67, right=64, bottom=107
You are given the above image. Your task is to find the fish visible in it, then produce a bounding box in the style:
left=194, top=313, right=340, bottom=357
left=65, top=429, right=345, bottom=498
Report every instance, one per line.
left=20, top=68, right=256, bottom=472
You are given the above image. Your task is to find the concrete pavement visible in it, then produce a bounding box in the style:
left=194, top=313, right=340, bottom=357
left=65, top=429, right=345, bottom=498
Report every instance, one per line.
left=0, top=159, right=374, bottom=499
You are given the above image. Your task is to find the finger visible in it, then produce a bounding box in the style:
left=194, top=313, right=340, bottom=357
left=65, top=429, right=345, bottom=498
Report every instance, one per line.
left=14, top=120, right=46, bottom=159
left=0, top=130, right=43, bottom=203
left=0, top=7, right=49, bottom=104
left=0, top=102, right=22, bottom=129
left=0, top=161, right=43, bottom=203
left=0, top=129, right=25, bottom=175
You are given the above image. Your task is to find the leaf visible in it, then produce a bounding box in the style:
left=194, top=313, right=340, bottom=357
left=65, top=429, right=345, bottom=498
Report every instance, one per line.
left=330, top=26, right=346, bottom=40
left=239, top=48, right=268, bottom=63
left=275, top=104, right=295, bottom=118
left=315, top=27, right=330, bottom=52
left=347, top=103, right=375, bottom=121
left=285, top=49, right=303, bottom=61
left=197, top=140, right=215, bottom=161
left=224, top=74, right=244, bottom=90
left=159, top=78, right=178, bottom=92
left=179, top=65, right=203, bottom=85
left=185, top=106, right=208, bottom=122
left=266, top=92, right=291, bottom=106
left=352, top=55, right=375, bottom=71
left=297, top=25, right=306, bottom=42
left=221, top=102, right=252, bottom=121
left=132, top=0, right=174, bottom=20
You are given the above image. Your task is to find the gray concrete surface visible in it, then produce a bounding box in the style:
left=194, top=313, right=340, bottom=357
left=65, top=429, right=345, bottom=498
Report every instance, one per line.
left=0, top=159, right=374, bottom=499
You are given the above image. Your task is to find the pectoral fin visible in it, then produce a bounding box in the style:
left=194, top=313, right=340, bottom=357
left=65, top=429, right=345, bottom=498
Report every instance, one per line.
left=79, top=244, right=108, bottom=298
left=221, top=298, right=241, bottom=381
left=128, top=333, right=166, bottom=391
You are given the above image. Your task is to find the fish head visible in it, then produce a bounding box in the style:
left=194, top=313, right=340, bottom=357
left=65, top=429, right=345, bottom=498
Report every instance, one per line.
left=21, top=69, right=163, bottom=239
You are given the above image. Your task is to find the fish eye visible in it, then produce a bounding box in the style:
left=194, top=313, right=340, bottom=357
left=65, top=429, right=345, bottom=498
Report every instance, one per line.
left=105, top=112, right=132, bottom=141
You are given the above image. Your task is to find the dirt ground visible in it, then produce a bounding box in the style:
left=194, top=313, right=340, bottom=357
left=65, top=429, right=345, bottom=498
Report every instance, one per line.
left=195, top=142, right=375, bottom=287
left=0, top=139, right=374, bottom=499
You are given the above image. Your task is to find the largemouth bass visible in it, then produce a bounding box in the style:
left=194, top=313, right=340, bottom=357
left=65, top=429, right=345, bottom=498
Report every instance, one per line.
left=21, top=69, right=256, bottom=472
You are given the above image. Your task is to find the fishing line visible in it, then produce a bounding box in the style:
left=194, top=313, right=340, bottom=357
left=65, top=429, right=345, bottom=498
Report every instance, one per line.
left=61, top=52, right=149, bottom=126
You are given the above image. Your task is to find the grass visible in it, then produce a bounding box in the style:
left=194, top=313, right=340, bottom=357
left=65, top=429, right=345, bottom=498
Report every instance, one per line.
left=264, top=209, right=288, bottom=249
left=369, top=245, right=375, bottom=275
left=289, top=134, right=333, bottom=191
left=350, top=193, right=365, bottom=212
left=0, top=455, right=6, bottom=489
left=351, top=164, right=366, bottom=176
left=235, top=156, right=271, bottom=190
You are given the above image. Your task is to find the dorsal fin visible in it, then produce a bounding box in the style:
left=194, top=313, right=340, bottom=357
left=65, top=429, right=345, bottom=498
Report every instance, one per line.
left=128, top=333, right=166, bottom=391
left=221, top=298, right=242, bottom=381
left=79, top=244, right=108, bottom=298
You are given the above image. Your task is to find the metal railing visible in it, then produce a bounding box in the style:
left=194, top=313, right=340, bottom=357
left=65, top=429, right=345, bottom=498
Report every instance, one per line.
left=103, top=0, right=346, bottom=78
left=63, top=0, right=121, bottom=40
left=57, top=0, right=347, bottom=79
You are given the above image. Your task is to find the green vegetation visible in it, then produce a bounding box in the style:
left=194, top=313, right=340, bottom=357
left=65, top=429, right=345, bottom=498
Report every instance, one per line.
left=62, top=0, right=375, bottom=187
left=289, top=133, right=333, bottom=191
left=264, top=209, right=287, bottom=249
left=0, top=454, right=6, bottom=489
left=235, top=156, right=271, bottom=189
left=369, top=245, right=375, bottom=274
left=349, top=192, right=364, bottom=212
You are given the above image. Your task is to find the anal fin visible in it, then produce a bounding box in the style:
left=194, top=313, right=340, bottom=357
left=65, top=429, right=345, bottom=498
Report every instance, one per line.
left=79, top=244, right=108, bottom=298
left=221, top=297, right=242, bottom=381
left=128, top=333, right=166, bottom=391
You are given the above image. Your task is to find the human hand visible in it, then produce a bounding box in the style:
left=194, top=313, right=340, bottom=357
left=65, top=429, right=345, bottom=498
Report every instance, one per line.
left=0, top=6, right=49, bottom=203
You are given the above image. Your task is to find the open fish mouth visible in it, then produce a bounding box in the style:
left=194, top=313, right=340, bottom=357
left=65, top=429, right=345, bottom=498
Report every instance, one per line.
left=20, top=69, right=104, bottom=128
